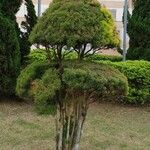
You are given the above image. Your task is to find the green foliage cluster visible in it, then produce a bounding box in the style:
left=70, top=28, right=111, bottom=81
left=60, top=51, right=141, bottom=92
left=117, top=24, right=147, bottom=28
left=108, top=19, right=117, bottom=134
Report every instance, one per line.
left=29, top=0, right=120, bottom=60
left=0, top=13, right=20, bottom=95
left=87, top=54, right=122, bottom=62
left=16, top=61, right=50, bottom=98
left=127, top=0, right=150, bottom=60
left=30, top=0, right=102, bottom=46
left=64, top=61, right=128, bottom=101
left=100, top=7, right=120, bottom=48
left=100, top=61, right=150, bottom=104
left=16, top=61, right=128, bottom=114
left=0, top=0, right=22, bottom=20
left=0, top=0, right=22, bottom=46
left=28, top=49, right=48, bottom=63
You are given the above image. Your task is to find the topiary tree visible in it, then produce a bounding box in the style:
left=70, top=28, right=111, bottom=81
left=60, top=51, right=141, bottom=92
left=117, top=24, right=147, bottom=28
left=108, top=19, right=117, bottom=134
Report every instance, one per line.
left=127, top=0, right=150, bottom=60
left=21, top=0, right=128, bottom=149
left=20, top=0, right=37, bottom=64
left=0, top=13, right=20, bottom=95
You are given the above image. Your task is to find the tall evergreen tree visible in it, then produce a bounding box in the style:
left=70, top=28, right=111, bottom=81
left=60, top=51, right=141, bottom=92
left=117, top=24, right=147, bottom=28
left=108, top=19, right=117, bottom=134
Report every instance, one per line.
left=0, top=0, right=22, bottom=38
left=0, top=13, right=20, bottom=95
left=0, top=1, right=22, bottom=95
left=20, top=0, right=37, bottom=64
left=127, top=0, right=150, bottom=60
left=0, top=0, right=22, bottom=20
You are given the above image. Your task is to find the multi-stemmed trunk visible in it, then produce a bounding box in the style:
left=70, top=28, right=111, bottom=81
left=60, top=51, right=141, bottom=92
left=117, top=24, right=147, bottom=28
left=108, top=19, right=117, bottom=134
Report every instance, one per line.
left=56, top=96, right=89, bottom=150
left=54, top=48, right=89, bottom=150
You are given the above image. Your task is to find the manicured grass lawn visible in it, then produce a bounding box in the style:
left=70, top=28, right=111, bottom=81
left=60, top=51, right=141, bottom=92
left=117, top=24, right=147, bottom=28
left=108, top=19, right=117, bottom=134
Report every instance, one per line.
left=0, top=98, right=150, bottom=150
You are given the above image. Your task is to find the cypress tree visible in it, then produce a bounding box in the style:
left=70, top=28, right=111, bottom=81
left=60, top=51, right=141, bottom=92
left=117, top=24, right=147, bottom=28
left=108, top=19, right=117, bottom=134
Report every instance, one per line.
left=20, top=0, right=37, bottom=64
left=0, top=0, right=22, bottom=38
left=127, top=0, right=150, bottom=60
left=0, top=13, right=20, bottom=95
left=0, top=1, right=22, bottom=95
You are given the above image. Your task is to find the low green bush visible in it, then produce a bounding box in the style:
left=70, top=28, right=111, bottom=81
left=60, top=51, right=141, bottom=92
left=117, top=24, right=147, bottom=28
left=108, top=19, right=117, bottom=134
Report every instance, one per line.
left=16, top=61, right=128, bottom=114
left=98, top=60, right=150, bottom=104
left=87, top=54, right=122, bottom=62
left=28, top=49, right=48, bottom=63
left=28, top=49, right=122, bottom=64
left=28, top=49, right=78, bottom=63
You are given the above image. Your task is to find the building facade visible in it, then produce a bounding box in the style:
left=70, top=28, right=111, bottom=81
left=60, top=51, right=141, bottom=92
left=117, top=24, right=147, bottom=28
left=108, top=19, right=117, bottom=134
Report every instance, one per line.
left=16, top=0, right=133, bottom=47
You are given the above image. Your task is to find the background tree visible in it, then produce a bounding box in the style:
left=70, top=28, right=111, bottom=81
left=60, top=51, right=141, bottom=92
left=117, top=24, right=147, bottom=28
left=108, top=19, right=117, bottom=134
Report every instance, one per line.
left=0, top=0, right=22, bottom=20
left=0, top=0, right=22, bottom=39
left=127, top=0, right=150, bottom=60
left=0, top=1, right=21, bottom=95
left=20, top=0, right=37, bottom=64
left=0, top=12, right=20, bottom=95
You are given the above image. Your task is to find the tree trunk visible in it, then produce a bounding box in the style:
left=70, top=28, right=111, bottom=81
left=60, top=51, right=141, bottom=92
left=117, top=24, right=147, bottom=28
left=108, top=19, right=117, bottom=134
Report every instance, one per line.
left=55, top=47, right=88, bottom=150
left=55, top=97, right=88, bottom=150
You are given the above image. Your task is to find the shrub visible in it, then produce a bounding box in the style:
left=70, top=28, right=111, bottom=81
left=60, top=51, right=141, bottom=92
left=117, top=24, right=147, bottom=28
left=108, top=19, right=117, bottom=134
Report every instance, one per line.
left=99, top=60, right=150, bottom=104
left=28, top=49, right=78, bottom=63
left=88, top=54, right=122, bottom=62
left=28, top=49, right=48, bottom=63
left=63, top=61, right=128, bottom=102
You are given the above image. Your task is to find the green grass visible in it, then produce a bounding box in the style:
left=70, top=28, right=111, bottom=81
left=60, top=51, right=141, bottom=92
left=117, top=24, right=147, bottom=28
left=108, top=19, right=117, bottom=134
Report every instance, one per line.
left=0, top=99, right=150, bottom=150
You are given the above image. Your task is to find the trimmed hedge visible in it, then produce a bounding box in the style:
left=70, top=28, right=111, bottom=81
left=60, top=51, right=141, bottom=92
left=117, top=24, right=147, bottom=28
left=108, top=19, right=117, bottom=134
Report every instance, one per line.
left=16, top=61, right=128, bottom=114
left=87, top=54, right=122, bottom=62
left=98, top=60, right=150, bottom=104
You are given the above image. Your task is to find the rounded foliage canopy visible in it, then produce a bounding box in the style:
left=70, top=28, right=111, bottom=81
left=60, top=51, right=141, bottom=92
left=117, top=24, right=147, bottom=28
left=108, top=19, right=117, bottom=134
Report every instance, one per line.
left=16, top=61, right=128, bottom=108
left=30, top=0, right=120, bottom=49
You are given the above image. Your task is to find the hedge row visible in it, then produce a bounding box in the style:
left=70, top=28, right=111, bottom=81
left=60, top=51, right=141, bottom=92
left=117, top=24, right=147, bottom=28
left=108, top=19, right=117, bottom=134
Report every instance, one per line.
left=87, top=54, right=122, bottom=62
left=98, top=60, right=150, bottom=104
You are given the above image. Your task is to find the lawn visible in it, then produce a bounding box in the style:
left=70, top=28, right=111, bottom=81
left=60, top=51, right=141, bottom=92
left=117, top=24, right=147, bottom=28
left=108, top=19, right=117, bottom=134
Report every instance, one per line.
left=0, top=98, right=150, bottom=150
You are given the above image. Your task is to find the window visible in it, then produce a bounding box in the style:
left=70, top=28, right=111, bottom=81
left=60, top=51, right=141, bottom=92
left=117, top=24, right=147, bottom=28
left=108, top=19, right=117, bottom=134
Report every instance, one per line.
left=109, top=9, right=117, bottom=20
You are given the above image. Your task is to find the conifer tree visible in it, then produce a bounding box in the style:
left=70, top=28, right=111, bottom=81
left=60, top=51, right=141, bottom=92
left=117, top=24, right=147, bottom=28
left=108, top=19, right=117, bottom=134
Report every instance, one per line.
left=127, top=0, right=150, bottom=60
left=29, top=0, right=120, bottom=149
left=0, top=13, right=20, bottom=95
left=20, top=0, right=37, bottom=64
left=0, top=0, right=22, bottom=95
